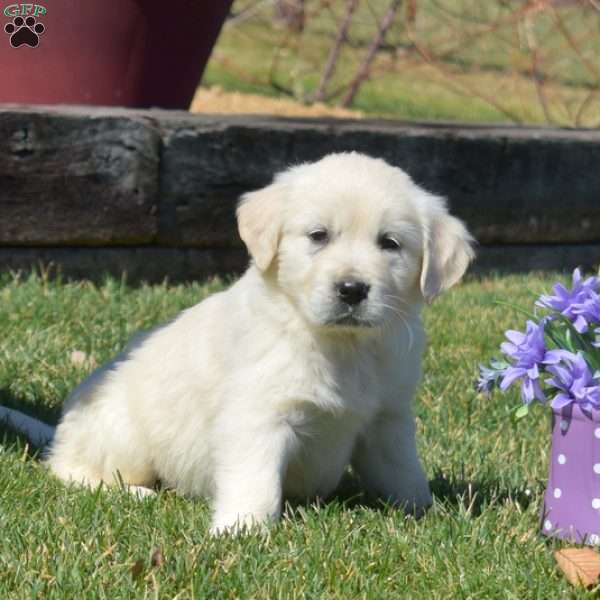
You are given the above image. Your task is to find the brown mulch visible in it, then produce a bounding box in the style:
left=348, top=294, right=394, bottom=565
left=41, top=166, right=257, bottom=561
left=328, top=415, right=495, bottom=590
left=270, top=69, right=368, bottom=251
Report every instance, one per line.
left=190, top=85, right=363, bottom=119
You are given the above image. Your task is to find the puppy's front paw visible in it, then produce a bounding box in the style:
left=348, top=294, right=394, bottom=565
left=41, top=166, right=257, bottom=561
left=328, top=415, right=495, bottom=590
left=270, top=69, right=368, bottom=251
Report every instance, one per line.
left=394, top=485, right=433, bottom=517
left=210, top=512, right=272, bottom=536
left=127, top=485, right=157, bottom=500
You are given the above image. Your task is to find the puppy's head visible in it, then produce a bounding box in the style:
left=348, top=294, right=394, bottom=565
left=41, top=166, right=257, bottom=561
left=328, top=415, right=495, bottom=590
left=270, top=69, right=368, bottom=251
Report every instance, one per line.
left=237, top=153, right=474, bottom=330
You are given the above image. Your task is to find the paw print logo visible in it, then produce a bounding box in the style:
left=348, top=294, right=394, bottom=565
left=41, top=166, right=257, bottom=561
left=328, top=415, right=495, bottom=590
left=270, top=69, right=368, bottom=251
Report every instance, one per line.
left=4, top=16, right=45, bottom=48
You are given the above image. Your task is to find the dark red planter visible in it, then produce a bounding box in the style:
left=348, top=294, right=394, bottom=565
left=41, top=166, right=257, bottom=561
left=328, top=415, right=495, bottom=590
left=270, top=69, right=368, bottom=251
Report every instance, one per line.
left=0, top=0, right=233, bottom=108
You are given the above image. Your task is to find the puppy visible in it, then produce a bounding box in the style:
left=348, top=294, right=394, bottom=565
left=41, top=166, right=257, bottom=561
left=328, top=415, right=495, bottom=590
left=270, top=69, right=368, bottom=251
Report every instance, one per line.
left=2, top=152, right=474, bottom=533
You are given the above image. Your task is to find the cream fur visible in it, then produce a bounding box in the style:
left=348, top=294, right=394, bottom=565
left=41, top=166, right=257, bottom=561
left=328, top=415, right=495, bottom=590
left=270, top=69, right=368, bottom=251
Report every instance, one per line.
left=43, top=152, right=474, bottom=534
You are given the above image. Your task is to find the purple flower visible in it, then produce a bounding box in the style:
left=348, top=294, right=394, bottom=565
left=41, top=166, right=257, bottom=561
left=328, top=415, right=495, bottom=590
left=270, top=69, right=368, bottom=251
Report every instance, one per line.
left=499, top=319, right=570, bottom=404
left=546, top=351, right=600, bottom=411
left=477, top=362, right=507, bottom=394
left=572, top=290, right=600, bottom=334
left=537, top=268, right=600, bottom=333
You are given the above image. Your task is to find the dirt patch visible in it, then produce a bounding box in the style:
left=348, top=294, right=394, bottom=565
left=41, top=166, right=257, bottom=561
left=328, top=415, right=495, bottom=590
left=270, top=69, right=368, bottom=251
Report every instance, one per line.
left=190, top=85, right=363, bottom=119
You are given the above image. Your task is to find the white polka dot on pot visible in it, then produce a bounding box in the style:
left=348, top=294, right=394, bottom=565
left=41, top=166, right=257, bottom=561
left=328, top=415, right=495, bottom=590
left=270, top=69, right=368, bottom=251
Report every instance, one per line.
left=560, top=420, right=569, bottom=432
left=558, top=454, right=567, bottom=465
left=594, top=463, right=600, bottom=474
left=593, top=498, right=600, bottom=510
left=554, top=488, right=562, bottom=499
left=595, top=428, right=600, bottom=439
left=544, top=520, right=553, bottom=531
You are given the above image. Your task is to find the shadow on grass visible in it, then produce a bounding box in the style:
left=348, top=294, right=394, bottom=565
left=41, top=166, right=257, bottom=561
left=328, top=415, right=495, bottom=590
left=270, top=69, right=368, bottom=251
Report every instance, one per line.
left=429, top=471, right=541, bottom=516
left=0, top=388, right=59, bottom=457
left=0, top=389, right=60, bottom=425
left=283, top=468, right=543, bottom=521
left=0, top=395, right=544, bottom=521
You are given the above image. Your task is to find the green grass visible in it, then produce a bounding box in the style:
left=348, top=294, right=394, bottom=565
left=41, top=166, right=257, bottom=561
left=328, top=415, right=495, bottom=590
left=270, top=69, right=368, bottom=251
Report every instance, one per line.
left=0, top=271, right=591, bottom=598
left=202, top=0, right=600, bottom=125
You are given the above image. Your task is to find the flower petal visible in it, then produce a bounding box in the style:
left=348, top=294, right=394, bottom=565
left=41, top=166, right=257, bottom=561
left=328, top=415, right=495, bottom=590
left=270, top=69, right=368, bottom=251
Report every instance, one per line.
left=544, top=349, right=576, bottom=365
left=500, top=368, right=526, bottom=391
left=505, top=330, right=526, bottom=345
left=527, top=363, right=540, bottom=380
left=500, top=342, right=517, bottom=357
left=546, top=364, right=572, bottom=387
left=551, top=393, right=573, bottom=410
left=573, top=315, right=589, bottom=333
left=521, top=378, right=535, bottom=404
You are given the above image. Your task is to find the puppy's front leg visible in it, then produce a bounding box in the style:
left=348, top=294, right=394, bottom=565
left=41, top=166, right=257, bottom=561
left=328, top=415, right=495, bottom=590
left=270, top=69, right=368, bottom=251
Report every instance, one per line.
left=210, top=422, right=293, bottom=535
left=352, top=411, right=432, bottom=515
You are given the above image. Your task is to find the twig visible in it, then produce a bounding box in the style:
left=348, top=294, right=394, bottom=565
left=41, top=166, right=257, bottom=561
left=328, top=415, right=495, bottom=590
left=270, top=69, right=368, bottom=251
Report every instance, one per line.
left=268, top=32, right=297, bottom=97
left=531, top=52, right=554, bottom=124
left=273, top=0, right=306, bottom=33
left=312, top=0, right=359, bottom=102
left=575, top=89, right=599, bottom=126
left=522, top=16, right=555, bottom=124
left=550, top=7, right=600, bottom=83
left=341, top=0, right=403, bottom=107
left=226, top=0, right=277, bottom=27
left=407, top=30, right=524, bottom=123
left=405, top=0, right=417, bottom=27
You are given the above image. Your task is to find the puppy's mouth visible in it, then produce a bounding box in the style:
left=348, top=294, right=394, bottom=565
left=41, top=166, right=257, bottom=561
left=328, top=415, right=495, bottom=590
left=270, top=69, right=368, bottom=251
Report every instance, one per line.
left=325, top=309, right=377, bottom=328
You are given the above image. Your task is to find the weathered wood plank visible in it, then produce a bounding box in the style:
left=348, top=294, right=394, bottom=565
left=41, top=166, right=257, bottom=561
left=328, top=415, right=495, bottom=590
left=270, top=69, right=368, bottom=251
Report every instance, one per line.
left=0, top=107, right=160, bottom=245
left=0, top=107, right=599, bottom=282
left=157, top=115, right=600, bottom=246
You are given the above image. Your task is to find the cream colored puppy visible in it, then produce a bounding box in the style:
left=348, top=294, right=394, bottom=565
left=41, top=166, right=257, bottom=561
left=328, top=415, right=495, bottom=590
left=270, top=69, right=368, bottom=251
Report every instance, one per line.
left=1, top=152, right=474, bottom=533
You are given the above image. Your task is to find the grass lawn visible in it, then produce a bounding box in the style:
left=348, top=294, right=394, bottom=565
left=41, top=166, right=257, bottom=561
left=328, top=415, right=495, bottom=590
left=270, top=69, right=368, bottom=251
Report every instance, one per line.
left=201, top=0, right=600, bottom=126
left=0, top=271, right=590, bottom=598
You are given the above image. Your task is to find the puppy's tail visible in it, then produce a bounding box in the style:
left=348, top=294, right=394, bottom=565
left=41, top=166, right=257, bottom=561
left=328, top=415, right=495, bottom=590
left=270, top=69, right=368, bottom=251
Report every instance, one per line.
left=0, top=406, right=55, bottom=448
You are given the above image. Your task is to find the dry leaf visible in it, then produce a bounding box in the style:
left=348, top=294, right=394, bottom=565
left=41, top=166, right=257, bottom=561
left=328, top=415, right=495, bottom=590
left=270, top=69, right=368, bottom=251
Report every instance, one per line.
left=554, top=547, right=600, bottom=587
left=70, top=350, right=87, bottom=366
left=97, top=543, right=116, bottom=562
left=151, top=547, right=165, bottom=568
left=70, top=350, right=97, bottom=369
left=130, top=558, right=145, bottom=580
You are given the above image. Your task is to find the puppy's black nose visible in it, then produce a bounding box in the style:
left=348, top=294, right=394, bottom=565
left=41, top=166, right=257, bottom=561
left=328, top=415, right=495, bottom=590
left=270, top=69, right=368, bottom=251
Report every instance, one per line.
left=336, top=280, right=370, bottom=306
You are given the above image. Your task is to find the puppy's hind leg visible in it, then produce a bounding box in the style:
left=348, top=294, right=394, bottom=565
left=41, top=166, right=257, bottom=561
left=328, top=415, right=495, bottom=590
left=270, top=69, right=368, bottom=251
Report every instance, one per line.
left=48, top=460, right=156, bottom=499
left=45, top=394, right=157, bottom=498
left=47, top=451, right=157, bottom=499
left=111, top=474, right=156, bottom=499
left=126, top=485, right=156, bottom=499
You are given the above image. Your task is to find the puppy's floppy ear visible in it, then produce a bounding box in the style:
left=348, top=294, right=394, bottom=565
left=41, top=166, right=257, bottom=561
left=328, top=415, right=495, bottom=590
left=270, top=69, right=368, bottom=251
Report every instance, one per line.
left=419, top=194, right=475, bottom=304
left=237, top=183, right=284, bottom=271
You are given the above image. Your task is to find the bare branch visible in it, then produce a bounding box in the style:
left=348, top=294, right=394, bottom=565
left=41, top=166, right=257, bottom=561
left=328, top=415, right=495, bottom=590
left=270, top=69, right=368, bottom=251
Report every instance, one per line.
left=341, top=0, right=403, bottom=108
left=311, top=0, right=359, bottom=102
left=531, top=54, right=554, bottom=124
left=405, top=0, right=417, bottom=27
left=214, top=0, right=600, bottom=127
left=226, top=0, right=277, bottom=27
left=273, top=0, right=306, bottom=33
left=522, top=13, right=555, bottom=124
left=550, top=7, right=600, bottom=83
left=406, top=30, right=524, bottom=123
left=575, top=89, right=599, bottom=126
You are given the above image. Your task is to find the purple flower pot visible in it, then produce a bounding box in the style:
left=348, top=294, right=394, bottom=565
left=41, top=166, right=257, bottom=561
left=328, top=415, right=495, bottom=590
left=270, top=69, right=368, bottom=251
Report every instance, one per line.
left=542, top=404, right=600, bottom=545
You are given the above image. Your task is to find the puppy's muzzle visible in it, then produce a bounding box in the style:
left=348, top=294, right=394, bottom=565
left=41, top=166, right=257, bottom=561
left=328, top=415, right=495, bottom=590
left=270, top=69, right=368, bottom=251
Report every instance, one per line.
left=335, top=280, right=370, bottom=306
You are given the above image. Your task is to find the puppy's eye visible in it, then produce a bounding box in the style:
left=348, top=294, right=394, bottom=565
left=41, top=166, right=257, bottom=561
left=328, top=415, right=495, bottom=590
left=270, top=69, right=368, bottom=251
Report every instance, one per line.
left=378, top=234, right=402, bottom=252
left=308, top=228, right=329, bottom=244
